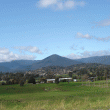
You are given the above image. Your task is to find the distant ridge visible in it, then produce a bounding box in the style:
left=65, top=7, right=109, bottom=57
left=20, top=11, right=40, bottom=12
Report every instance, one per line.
left=75, top=55, right=110, bottom=65
left=0, top=54, right=110, bottom=73
left=30, top=54, right=82, bottom=70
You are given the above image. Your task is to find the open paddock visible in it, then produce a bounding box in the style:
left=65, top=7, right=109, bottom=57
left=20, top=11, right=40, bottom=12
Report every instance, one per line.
left=0, top=81, right=110, bottom=110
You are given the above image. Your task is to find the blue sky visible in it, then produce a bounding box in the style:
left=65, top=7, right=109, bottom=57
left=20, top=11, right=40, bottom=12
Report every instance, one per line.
left=0, top=0, right=110, bottom=62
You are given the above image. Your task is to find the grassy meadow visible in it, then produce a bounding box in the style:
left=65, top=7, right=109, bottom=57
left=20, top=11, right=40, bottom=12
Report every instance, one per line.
left=0, top=81, right=110, bottom=110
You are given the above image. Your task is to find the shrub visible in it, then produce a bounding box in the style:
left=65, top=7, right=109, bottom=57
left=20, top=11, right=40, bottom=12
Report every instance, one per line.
left=13, top=79, right=19, bottom=84
left=25, top=79, right=28, bottom=84
left=73, top=76, right=77, bottom=79
left=103, top=76, right=106, bottom=80
left=60, top=79, right=67, bottom=82
left=9, top=79, right=14, bottom=84
left=40, top=78, right=47, bottom=83
left=1, top=82, right=6, bottom=85
left=28, top=76, right=36, bottom=84
left=55, top=77, right=59, bottom=84
left=48, top=81, right=53, bottom=83
left=19, top=80, right=24, bottom=86
left=6, top=81, right=12, bottom=85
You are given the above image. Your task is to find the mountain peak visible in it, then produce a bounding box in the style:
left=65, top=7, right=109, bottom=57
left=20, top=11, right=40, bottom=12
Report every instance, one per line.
left=50, top=54, right=60, bottom=57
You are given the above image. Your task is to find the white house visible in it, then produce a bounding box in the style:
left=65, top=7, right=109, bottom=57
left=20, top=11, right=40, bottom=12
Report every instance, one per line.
left=47, top=79, right=55, bottom=83
left=73, top=79, right=77, bottom=82
left=59, top=78, right=72, bottom=82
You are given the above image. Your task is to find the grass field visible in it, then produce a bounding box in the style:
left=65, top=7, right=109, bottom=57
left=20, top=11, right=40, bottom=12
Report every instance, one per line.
left=0, top=80, right=110, bottom=110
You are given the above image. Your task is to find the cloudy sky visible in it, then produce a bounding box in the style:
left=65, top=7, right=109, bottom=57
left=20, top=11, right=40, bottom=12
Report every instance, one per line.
left=0, top=0, right=110, bottom=62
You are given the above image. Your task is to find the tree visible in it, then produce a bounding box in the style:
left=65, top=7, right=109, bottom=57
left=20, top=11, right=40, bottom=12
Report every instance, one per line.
left=40, top=78, right=47, bottom=83
left=28, top=76, right=36, bottom=84
left=81, top=74, right=89, bottom=82
left=55, top=77, right=59, bottom=84
left=1, top=82, right=6, bottom=85
left=6, top=80, right=12, bottom=85
left=46, top=73, right=55, bottom=79
left=68, top=71, right=73, bottom=77
left=72, top=75, right=77, bottom=79
left=19, top=80, right=24, bottom=86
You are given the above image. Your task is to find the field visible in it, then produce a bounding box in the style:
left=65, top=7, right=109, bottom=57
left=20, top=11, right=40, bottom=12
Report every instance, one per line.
left=0, top=80, right=110, bottom=110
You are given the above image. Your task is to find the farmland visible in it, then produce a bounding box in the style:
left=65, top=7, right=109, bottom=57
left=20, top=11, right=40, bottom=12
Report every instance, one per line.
left=0, top=81, right=110, bottom=110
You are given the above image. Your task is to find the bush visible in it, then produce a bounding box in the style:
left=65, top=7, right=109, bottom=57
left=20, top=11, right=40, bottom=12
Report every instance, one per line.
left=6, top=81, right=12, bottom=85
left=19, top=80, right=24, bottom=86
left=48, top=81, right=53, bottom=83
left=9, top=79, right=14, bottom=84
left=73, top=76, right=77, bottom=79
left=40, top=78, right=47, bottom=83
left=25, top=79, right=28, bottom=84
left=60, top=79, right=67, bottom=82
left=36, top=81, right=40, bottom=83
left=28, top=76, right=36, bottom=84
left=1, top=82, right=6, bottom=85
left=55, top=77, right=59, bottom=84
left=103, top=76, right=106, bottom=80
left=13, top=79, right=19, bottom=84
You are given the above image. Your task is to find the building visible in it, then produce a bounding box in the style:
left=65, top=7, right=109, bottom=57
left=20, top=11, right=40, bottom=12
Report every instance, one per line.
left=59, top=78, right=72, bottom=82
left=73, top=79, right=77, bottom=82
left=47, top=79, right=55, bottom=83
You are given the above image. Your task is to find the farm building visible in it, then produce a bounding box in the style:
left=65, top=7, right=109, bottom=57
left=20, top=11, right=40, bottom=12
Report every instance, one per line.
left=47, top=79, right=55, bottom=83
left=59, top=78, right=72, bottom=82
left=73, top=79, right=77, bottom=82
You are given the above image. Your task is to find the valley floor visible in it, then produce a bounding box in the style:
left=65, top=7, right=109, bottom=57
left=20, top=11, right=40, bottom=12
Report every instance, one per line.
left=0, top=81, right=110, bottom=110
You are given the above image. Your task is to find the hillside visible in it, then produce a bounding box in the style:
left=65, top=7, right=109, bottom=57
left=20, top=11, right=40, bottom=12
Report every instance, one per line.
left=30, top=54, right=82, bottom=70
left=75, top=55, right=110, bottom=65
left=0, top=54, right=110, bottom=73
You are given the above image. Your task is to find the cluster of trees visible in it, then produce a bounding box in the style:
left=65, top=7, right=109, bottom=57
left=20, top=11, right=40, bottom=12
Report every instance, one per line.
left=0, top=70, right=60, bottom=85
left=0, top=72, right=39, bottom=86
left=68, top=66, right=110, bottom=81
left=0, top=64, right=110, bottom=86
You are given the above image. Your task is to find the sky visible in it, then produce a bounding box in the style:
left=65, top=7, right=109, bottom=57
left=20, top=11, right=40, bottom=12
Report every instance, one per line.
left=0, top=0, right=110, bottom=62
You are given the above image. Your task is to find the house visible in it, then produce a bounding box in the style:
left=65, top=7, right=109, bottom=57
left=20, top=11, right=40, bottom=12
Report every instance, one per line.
left=59, top=78, right=72, bottom=82
left=47, top=79, right=55, bottom=83
left=73, top=79, right=77, bottom=82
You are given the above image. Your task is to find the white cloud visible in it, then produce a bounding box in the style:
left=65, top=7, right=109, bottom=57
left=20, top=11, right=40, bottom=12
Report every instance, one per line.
left=66, top=50, right=110, bottom=59
left=66, top=53, right=83, bottom=59
left=0, top=47, right=10, bottom=54
left=13, top=46, right=42, bottom=54
left=70, top=45, right=78, bottom=50
left=95, top=36, right=110, bottom=42
left=76, top=32, right=110, bottom=42
left=94, top=18, right=110, bottom=27
left=38, top=0, right=57, bottom=8
left=70, top=45, right=85, bottom=51
left=64, top=1, right=75, bottom=9
left=0, top=48, right=36, bottom=62
left=76, top=32, right=93, bottom=39
left=37, top=0, right=85, bottom=10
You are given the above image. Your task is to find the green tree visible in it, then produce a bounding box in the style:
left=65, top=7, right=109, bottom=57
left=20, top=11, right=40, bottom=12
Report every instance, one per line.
left=68, top=71, right=73, bottom=77
left=28, top=76, right=36, bottom=84
left=55, top=77, right=59, bottom=84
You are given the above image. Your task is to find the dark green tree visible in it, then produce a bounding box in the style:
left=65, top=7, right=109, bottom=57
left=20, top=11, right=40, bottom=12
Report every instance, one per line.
left=55, top=77, right=59, bottom=84
left=68, top=71, right=73, bottom=77
left=28, top=76, right=36, bottom=84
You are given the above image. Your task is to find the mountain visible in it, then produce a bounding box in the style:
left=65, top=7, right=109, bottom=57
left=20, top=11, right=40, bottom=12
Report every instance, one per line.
left=75, top=55, right=110, bottom=65
left=0, top=60, right=40, bottom=72
left=0, top=66, right=10, bottom=72
left=30, top=54, right=82, bottom=70
left=0, top=54, right=110, bottom=73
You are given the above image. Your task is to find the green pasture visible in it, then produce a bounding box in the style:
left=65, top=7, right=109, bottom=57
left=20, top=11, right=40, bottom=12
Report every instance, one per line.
left=0, top=81, right=110, bottom=110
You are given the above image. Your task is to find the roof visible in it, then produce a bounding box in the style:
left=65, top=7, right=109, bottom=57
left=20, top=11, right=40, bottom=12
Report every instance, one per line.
left=59, top=78, right=72, bottom=80
left=47, top=79, right=55, bottom=81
